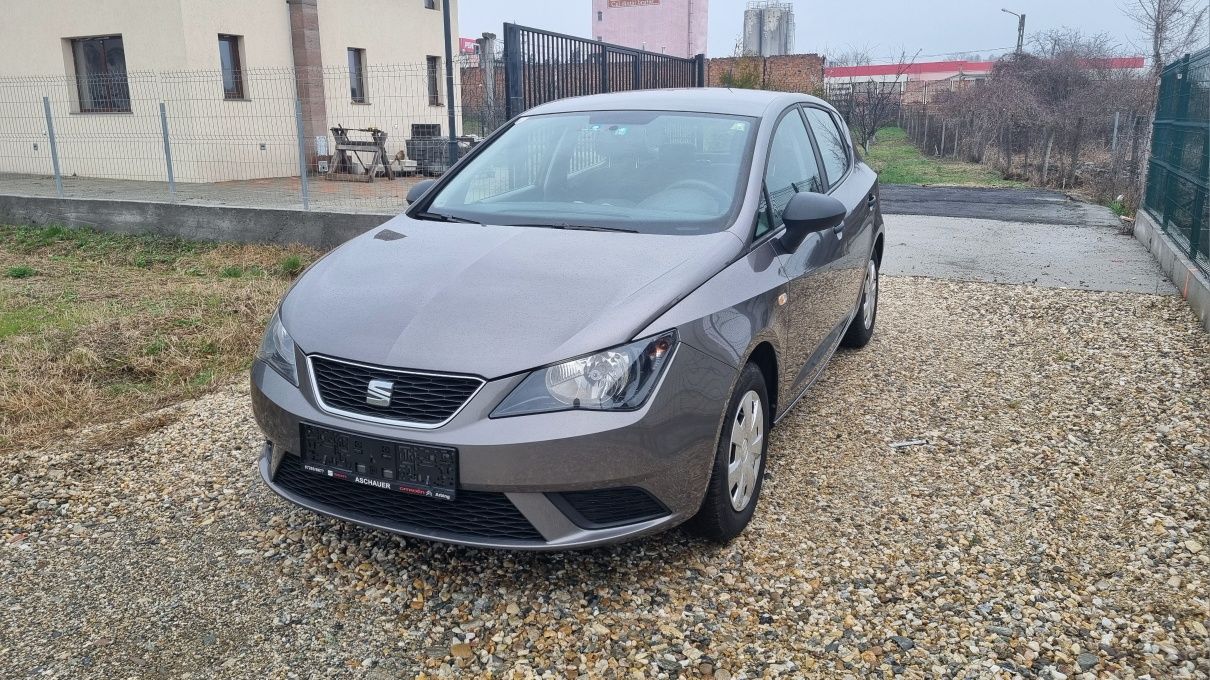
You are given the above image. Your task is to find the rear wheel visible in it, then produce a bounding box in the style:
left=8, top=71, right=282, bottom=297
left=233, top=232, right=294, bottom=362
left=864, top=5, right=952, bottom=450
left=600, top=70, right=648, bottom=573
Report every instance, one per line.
left=841, top=257, right=879, bottom=348
left=686, top=362, right=770, bottom=543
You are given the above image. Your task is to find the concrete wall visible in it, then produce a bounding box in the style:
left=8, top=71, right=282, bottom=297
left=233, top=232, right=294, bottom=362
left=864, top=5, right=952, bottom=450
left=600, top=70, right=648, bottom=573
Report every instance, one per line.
left=591, top=0, right=707, bottom=58
left=0, top=0, right=458, bottom=183
left=1134, top=211, right=1210, bottom=332
left=0, top=194, right=391, bottom=250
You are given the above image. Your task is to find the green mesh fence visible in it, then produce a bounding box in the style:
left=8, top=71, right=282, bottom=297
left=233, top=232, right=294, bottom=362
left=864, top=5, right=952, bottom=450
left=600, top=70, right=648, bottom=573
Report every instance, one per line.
left=1143, top=48, right=1209, bottom=276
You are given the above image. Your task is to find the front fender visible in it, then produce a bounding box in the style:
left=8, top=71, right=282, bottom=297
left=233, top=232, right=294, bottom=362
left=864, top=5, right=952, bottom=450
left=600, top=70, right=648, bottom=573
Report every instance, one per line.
left=637, top=237, right=789, bottom=432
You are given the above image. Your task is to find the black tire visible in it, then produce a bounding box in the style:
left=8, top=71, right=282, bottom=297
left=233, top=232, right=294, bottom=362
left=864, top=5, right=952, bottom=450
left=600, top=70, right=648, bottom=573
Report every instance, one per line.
left=685, top=362, right=770, bottom=543
left=841, top=256, right=879, bottom=349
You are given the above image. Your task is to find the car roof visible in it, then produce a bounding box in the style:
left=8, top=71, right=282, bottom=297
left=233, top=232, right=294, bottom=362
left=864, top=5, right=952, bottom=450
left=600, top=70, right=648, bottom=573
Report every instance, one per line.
left=524, top=88, right=830, bottom=118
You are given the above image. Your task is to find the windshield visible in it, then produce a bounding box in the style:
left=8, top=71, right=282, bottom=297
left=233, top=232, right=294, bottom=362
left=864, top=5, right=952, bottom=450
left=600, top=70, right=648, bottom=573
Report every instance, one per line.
left=421, top=111, right=757, bottom=235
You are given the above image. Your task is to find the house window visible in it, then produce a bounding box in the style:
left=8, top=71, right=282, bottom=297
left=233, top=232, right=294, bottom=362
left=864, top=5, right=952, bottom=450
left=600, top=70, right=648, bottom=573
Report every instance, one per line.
left=426, top=56, right=441, bottom=106
left=70, top=35, right=130, bottom=113
left=412, top=123, right=441, bottom=137
left=597, top=11, right=603, bottom=20
left=218, top=35, right=245, bottom=99
left=348, top=48, right=367, bottom=103
left=425, top=0, right=437, bottom=8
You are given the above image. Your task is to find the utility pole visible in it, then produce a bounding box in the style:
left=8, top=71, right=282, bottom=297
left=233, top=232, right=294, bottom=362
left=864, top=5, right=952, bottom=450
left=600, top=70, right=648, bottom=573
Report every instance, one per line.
left=1001, top=8, right=1025, bottom=54
left=441, top=0, right=459, bottom=167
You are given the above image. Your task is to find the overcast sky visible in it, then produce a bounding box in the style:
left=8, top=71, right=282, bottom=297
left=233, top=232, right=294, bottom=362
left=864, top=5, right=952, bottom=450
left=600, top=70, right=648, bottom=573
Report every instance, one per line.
left=458, top=0, right=1166, bottom=61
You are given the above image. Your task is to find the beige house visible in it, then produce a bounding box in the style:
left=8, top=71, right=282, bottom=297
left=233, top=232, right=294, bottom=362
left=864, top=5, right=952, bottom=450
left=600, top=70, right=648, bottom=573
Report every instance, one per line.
left=1, top=0, right=460, bottom=183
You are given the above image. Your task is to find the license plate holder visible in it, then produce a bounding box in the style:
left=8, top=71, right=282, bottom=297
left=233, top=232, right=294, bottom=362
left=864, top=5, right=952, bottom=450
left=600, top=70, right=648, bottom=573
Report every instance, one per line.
left=299, top=423, right=457, bottom=501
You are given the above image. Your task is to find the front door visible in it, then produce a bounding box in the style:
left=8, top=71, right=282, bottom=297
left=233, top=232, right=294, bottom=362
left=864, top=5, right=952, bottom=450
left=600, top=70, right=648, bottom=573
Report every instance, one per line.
left=764, top=107, right=849, bottom=397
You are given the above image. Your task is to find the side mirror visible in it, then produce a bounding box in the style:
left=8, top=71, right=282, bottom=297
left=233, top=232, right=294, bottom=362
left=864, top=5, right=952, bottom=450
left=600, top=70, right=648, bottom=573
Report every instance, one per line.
left=779, top=192, right=847, bottom=253
left=406, top=179, right=437, bottom=205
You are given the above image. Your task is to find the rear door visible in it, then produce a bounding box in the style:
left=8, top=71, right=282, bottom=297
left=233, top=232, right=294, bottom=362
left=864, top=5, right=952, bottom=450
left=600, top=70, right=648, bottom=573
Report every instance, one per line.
left=802, top=105, right=876, bottom=322
left=764, top=106, right=847, bottom=397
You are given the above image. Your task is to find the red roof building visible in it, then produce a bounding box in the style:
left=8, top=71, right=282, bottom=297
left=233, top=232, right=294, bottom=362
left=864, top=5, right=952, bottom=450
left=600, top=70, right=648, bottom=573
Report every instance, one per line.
left=824, top=56, right=1145, bottom=103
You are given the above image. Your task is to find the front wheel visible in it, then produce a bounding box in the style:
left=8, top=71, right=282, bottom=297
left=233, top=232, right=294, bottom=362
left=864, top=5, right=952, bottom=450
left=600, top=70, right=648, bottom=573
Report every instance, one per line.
left=841, top=257, right=879, bottom=349
left=685, top=362, right=770, bottom=543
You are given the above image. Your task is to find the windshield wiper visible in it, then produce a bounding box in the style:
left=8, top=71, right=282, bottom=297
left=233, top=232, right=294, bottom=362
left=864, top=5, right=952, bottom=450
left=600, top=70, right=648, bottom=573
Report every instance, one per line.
left=507, top=222, right=639, bottom=234
left=413, top=210, right=480, bottom=224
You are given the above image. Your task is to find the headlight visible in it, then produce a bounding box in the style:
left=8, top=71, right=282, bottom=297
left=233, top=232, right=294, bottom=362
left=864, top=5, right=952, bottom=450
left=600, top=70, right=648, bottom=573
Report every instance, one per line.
left=257, top=311, right=298, bottom=385
left=492, top=331, right=677, bottom=417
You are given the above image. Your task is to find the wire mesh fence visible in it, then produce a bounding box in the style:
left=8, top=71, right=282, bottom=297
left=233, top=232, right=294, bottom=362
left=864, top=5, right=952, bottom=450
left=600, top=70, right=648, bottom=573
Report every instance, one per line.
left=836, top=54, right=1157, bottom=208
left=1143, top=49, right=1209, bottom=276
left=892, top=75, right=1153, bottom=206
left=0, top=25, right=706, bottom=218
left=899, top=98, right=1150, bottom=199
left=0, top=59, right=489, bottom=215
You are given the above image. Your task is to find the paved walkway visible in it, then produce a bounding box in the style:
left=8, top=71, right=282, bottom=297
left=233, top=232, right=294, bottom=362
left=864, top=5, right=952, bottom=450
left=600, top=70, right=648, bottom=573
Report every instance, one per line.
left=880, top=185, right=1175, bottom=294
left=0, top=175, right=1179, bottom=296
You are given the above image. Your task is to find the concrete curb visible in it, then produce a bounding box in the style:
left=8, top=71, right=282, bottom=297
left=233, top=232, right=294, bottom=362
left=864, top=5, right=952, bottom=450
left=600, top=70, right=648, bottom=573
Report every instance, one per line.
left=0, top=194, right=394, bottom=250
left=1133, top=210, right=1210, bottom=332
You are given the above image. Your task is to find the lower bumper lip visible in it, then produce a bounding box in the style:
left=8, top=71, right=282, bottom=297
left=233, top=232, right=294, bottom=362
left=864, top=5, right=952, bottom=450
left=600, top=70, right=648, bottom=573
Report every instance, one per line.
left=258, top=442, right=684, bottom=551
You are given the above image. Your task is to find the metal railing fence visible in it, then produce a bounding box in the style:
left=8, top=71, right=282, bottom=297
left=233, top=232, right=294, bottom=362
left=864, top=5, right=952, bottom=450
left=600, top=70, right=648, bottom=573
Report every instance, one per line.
left=0, top=25, right=706, bottom=217
left=0, top=60, right=482, bottom=215
left=502, top=23, right=705, bottom=120
left=1143, top=49, right=1209, bottom=276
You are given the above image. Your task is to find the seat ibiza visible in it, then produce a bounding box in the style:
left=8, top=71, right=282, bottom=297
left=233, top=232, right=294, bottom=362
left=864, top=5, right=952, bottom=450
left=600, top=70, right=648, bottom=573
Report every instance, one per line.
left=252, top=88, right=884, bottom=550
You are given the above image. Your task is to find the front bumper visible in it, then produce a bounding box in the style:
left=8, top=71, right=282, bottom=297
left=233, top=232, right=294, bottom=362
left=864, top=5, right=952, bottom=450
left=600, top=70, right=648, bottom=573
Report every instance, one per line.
left=251, top=342, right=735, bottom=550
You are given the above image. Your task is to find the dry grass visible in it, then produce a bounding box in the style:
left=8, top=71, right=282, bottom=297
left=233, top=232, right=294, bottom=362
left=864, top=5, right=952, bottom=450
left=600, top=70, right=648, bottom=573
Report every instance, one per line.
left=0, top=224, right=320, bottom=454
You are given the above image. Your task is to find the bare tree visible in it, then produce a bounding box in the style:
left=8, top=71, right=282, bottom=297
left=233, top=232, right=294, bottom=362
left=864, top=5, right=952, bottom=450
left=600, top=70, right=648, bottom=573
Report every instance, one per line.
left=1031, top=28, right=1119, bottom=59
left=1121, top=0, right=1209, bottom=74
left=827, top=44, right=875, bottom=67
left=840, top=49, right=919, bottom=153
left=922, top=29, right=1150, bottom=201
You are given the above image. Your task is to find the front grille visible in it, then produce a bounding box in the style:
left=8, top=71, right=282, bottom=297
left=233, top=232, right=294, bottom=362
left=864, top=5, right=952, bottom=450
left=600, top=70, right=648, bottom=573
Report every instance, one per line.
left=549, top=487, right=669, bottom=529
left=309, top=356, right=482, bottom=426
left=273, top=457, right=543, bottom=542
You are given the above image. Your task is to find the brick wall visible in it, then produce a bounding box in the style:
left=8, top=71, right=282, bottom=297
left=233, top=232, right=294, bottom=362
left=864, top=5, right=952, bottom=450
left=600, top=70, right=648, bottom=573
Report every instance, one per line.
left=706, top=53, right=826, bottom=95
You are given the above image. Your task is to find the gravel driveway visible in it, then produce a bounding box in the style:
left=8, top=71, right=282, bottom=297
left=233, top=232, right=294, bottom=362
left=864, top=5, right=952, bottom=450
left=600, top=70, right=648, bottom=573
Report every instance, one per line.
left=2, top=276, right=1206, bottom=679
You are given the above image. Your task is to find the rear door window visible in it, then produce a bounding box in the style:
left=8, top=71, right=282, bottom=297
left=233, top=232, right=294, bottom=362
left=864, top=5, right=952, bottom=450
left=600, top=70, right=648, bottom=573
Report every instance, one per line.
left=802, top=107, right=850, bottom=187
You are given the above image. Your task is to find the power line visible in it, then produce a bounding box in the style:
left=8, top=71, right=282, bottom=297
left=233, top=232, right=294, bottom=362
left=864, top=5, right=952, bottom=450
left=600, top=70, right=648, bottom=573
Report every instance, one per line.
left=845, top=46, right=1018, bottom=65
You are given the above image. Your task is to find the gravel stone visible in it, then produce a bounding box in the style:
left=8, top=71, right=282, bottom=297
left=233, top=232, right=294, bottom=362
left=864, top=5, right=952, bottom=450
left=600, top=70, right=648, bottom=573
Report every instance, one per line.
left=1, top=277, right=1207, bottom=678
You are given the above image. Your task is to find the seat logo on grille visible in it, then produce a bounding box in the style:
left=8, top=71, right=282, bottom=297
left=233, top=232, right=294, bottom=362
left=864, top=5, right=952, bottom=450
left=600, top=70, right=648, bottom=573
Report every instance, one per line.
left=366, top=379, right=394, bottom=407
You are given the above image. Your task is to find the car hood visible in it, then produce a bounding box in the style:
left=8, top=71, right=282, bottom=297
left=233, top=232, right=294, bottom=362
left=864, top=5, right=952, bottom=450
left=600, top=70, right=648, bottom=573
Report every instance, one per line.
left=281, top=218, right=742, bottom=378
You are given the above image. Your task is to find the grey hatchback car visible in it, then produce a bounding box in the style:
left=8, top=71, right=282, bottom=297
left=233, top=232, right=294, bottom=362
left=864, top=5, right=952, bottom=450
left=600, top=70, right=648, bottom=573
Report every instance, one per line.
left=251, top=88, right=884, bottom=550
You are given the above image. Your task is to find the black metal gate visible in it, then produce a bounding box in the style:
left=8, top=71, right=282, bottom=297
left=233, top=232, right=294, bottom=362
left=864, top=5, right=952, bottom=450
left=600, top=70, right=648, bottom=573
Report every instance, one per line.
left=502, top=23, right=705, bottom=120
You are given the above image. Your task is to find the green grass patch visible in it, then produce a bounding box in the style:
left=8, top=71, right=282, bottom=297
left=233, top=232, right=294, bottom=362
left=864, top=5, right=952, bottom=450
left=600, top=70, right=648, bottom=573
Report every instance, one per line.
left=864, top=127, right=1024, bottom=188
left=278, top=254, right=305, bottom=277
left=0, top=223, right=320, bottom=455
left=0, top=306, right=59, bottom=339
left=1, top=223, right=213, bottom=269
